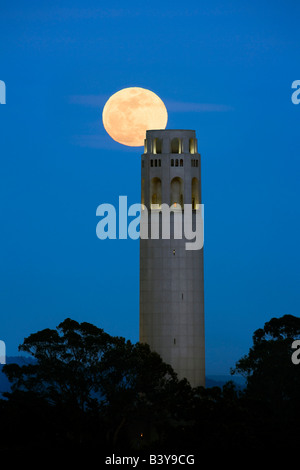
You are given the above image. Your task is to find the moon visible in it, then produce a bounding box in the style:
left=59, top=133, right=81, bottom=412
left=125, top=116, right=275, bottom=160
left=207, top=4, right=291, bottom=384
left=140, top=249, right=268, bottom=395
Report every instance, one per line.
left=102, top=87, right=168, bottom=147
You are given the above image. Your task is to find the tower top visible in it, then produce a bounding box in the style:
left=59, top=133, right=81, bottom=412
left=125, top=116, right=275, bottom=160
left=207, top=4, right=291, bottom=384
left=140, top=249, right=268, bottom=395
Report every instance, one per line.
left=144, top=129, right=198, bottom=155
left=146, top=129, right=196, bottom=137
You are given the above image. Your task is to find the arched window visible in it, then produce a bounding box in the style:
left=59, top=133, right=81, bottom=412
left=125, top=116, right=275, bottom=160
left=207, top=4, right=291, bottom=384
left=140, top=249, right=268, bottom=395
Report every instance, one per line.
left=171, top=159, right=174, bottom=167
left=192, top=177, right=199, bottom=210
left=170, top=177, right=184, bottom=209
left=150, top=177, right=162, bottom=208
left=180, top=159, right=183, bottom=167
left=195, top=159, right=198, bottom=167
left=158, top=159, right=161, bottom=167
left=189, top=138, right=195, bottom=154
left=155, top=159, right=157, bottom=167
left=171, top=137, right=181, bottom=154
left=153, top=138, right=162, bottom=154
left=151, top=160, right=153, bottom=167
left=175, top=159, right=178, bottom=167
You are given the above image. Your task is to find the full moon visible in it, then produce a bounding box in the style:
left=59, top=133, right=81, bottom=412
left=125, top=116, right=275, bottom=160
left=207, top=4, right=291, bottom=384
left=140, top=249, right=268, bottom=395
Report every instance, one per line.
left=102, top=87, right=168, bottom=147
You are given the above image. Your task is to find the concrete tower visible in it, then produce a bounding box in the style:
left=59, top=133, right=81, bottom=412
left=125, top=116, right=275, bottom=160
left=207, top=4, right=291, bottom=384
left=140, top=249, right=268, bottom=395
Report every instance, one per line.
left=139, top=129, right=205, bottom=388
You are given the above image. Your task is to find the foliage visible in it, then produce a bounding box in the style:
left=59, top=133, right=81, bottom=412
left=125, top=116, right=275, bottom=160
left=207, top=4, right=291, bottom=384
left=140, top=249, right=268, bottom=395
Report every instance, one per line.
left=231, top=314, right=300, bottom=417
left=1, top=315, right=300, bottom=452
left=3, top=318, right=114, bottom=410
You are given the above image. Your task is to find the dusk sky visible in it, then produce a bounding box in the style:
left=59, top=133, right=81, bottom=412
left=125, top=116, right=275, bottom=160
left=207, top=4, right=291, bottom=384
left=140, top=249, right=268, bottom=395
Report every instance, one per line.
left=0, top=0, right=299, bottom=375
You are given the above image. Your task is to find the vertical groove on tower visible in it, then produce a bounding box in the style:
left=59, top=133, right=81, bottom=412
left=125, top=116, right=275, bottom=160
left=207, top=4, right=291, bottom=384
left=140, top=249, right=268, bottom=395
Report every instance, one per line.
left=139, top=129, right=205, bottom=388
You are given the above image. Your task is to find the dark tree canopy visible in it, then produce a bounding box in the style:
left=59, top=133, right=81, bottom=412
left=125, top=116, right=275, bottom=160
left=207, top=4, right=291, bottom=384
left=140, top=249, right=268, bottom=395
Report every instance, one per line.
left=231, top=314, right=300, bottom=416
left=2, top=318, right=186, bottom=451
left=3, top=318, right=178, bottom=410
left=3, top=318, right=115, bottom=410
left=2, top=315, right=300, bottom=453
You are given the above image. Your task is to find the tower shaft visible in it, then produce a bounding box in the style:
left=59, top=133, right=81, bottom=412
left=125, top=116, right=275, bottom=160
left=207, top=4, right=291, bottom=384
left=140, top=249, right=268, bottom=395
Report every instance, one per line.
left=139, top=129, right=205, bottom=388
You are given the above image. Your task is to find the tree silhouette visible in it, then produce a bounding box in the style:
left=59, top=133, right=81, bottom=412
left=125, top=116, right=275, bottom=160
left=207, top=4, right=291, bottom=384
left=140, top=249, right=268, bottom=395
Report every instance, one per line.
left=2, top=314, right=300, bottom=453
left=3, top=318, right=115, bottom=410
left=2, top=318, right=185, bottom=450
left=232, top=315, right=300, bottom=418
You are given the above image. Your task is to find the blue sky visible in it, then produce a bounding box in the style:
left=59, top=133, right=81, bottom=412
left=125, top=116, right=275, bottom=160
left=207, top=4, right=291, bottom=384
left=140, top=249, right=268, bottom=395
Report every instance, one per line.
left=0, top=0, right=299, bottom=375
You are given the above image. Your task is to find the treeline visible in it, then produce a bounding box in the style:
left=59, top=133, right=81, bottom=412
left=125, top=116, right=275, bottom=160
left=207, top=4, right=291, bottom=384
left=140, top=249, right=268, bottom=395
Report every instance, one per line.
left=0, top=315, right=300, bottom=454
